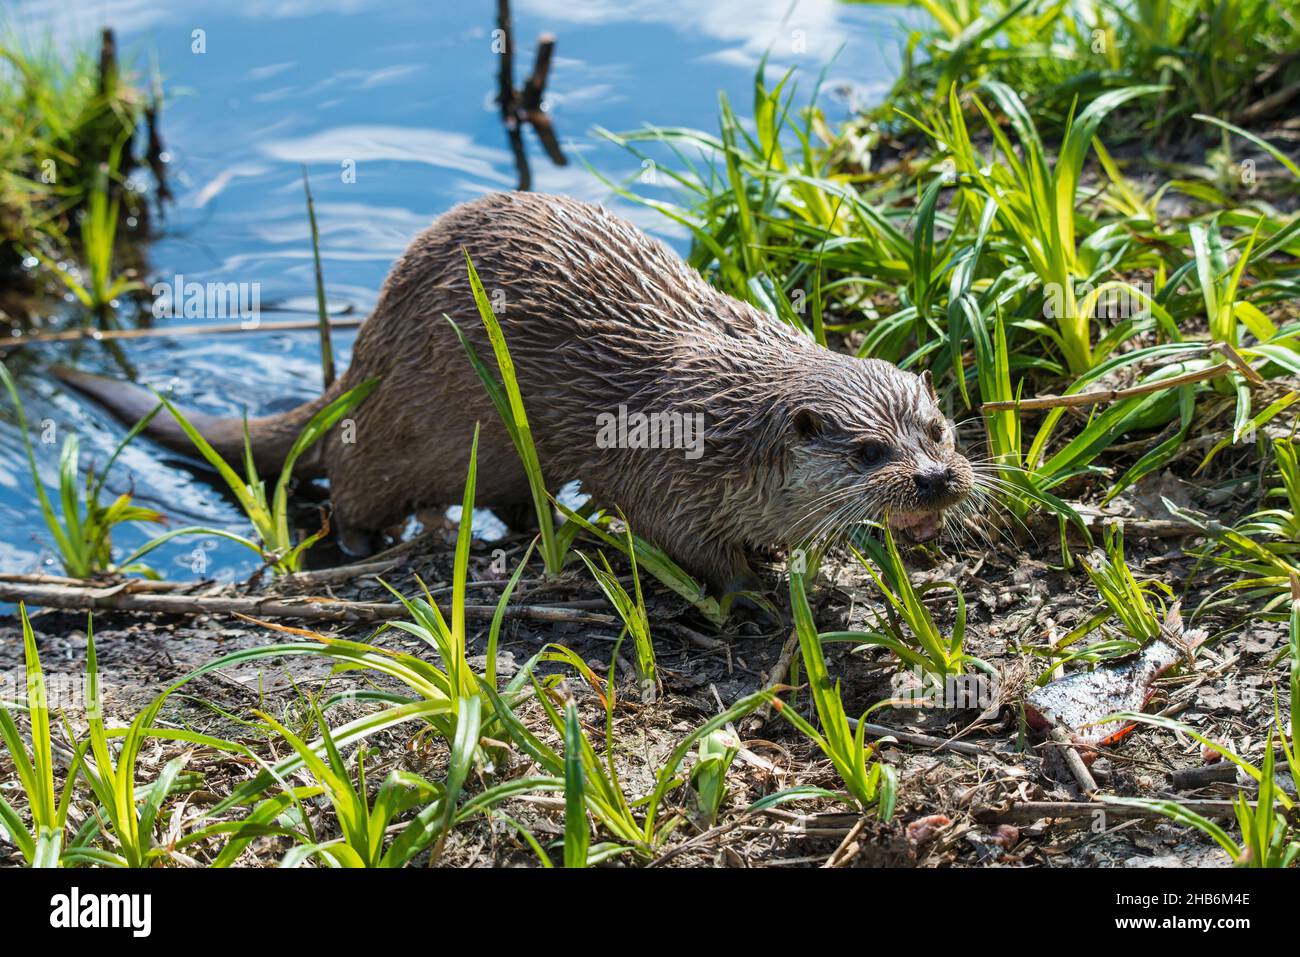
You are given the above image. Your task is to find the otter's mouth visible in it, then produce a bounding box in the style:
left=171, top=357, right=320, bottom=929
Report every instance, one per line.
left=888, top=509, right=945, bottom=542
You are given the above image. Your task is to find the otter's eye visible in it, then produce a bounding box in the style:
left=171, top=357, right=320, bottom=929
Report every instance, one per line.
left=928, top=420, right=946, bottom=443
left=860, top=440, right=890, bottom=468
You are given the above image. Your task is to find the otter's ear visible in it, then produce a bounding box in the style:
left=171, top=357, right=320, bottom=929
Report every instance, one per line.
left=920, top=369, right=938, bottom=401
left=791, top=408, right=824, bottom=440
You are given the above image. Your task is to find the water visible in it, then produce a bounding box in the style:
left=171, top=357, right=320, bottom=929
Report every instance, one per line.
left=0, top=0, right=909, bottom=584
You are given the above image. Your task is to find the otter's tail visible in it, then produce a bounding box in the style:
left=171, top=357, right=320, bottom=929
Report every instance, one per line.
left=53, top=367, right=336, bottom=479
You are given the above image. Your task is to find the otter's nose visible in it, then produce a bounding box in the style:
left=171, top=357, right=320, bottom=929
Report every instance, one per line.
left=913, top=467, right=954, bottom=503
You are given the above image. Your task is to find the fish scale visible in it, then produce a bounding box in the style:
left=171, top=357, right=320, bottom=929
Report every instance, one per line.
left=1025, top=604, right=1203, bottom=747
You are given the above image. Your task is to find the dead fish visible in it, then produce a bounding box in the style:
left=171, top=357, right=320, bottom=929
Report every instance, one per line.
left=1025, top=603, right=1204, bottom=748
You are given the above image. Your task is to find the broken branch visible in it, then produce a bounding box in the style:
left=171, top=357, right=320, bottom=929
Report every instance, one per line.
left=0, top=578, right=616, bottom=626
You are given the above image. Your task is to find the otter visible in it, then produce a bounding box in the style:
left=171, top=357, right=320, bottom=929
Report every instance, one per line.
left=58, top=192, right=973, bottom=590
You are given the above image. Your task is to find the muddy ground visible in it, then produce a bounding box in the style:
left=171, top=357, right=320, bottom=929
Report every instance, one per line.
left=0, top=498, right=1287, bottom=869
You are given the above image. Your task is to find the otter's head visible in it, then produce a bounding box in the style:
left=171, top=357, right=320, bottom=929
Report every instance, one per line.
left=778, top=359, right=973, bottom=546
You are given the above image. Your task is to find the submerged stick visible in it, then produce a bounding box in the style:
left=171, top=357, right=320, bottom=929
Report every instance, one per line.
left=0, top=579, right=617, bottom=626
left=0, top=573, right=198, bottom=592
left=145, top=57, right=172, bottom=205
left=493, top=0, right=566, bottom=191
left=521, top=34, right=566, bottom=167
left=0, top=317, right=365, bottom=349
left=98, top=27, right=118, bottom=95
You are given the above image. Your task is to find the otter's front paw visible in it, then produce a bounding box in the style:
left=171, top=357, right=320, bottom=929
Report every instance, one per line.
left=719, top=575, right=779, bottom=627
left=336, top=522, right=377, bottom=558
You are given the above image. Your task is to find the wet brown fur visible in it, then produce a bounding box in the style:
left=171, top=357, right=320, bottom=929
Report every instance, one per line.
left=60, top=192, right=973, bottom=588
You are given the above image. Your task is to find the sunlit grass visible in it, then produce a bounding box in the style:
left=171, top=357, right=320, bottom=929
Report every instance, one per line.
left=1081, top=523, right=1171, bottom=642
left=450, top=251, right=572, bottom=577
left=0, top=605, right=74, bottom=867
left=0, top=33, right=152, bottom=323
left=0, top=358, right=164, bottom=577
left=846, top=0, right=1300, bottom=140
left=576, top=515, right=658, bottom=704
left=482, top=646, right=773, bottom=859
left=1170, top=433, right=1300, bottom=610
left=834, top=525, right=991, bottom=683
left=256, top=697, right=473, bottom=868
left=784, top=570, right=898, bottom=817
